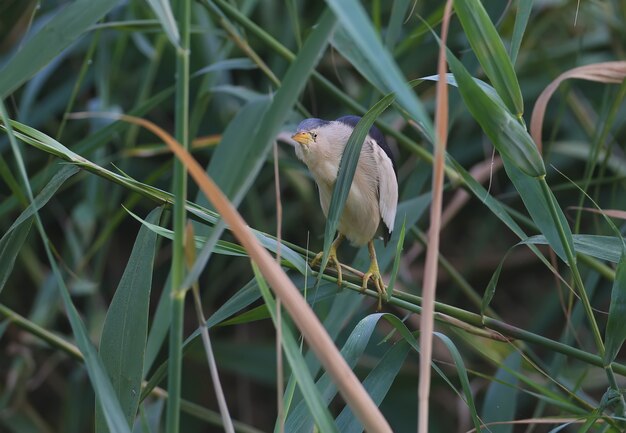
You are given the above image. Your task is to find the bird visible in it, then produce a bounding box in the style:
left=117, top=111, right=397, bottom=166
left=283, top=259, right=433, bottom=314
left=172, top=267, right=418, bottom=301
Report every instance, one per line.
left=291, top=115, right=398, bottom=309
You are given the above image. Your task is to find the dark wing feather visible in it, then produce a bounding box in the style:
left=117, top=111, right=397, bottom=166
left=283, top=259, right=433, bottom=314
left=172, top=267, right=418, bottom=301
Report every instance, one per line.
left=335, top=115, right=397, bottom=174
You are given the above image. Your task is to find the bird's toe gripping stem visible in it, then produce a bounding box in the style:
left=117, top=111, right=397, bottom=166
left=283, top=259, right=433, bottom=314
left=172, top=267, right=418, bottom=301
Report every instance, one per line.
left=310, top=235, right=344, bottom=286
left=361, top=241, right=387, bottom=310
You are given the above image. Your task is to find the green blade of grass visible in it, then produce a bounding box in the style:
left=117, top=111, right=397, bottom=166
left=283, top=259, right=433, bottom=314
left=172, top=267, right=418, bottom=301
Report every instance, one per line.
left=384, top=0, right=411, bottom=49
left=279, top=289, right=365, bottom=427
left=285, top=313, right=481, bottom=433
left=326, top=0, right=434, bottom=141
left=96, top=207, right=162, bottom=432
left=0, top=163, right=79, bottom=294
left=191, top=58, right=257, bottom=78
left=453, top=0, right=523, bottom=115
left=432, top=332, right=482, bottom=431
left=481, top=352, right=521, bottom=433
left=252, top=263, right=339, bottom=433
left=229, top=5, right=336, bottom=179
left=385, top=218, right=405, bottom=301
left=509, top=0, right=533, bottom=65
left=125, top=207, right=310, bottom=275
left=216, top=285, right=347, bottom=328
left=523, top=234, right=625, bottom=264
left=142, top=279, right=263, bottom=401
left=0, top=218, right=33, bottom=296
left=145, top=282, right=341, bottom=403
left=199, top=97, right=272, bottom=210
left=143, top=276, right=173, bottom=379
left=447, top=50, right=545, bottom=177
left=420, top=72, right=503, bottom=102
left=284, top=312, right=390, bottom=432
left=481, top=251, right=510, bottom=318
left=502, top=161, right=568, bottom=262
left=0, top=0, right=121, bottom=98
left=331, top=27, right=385, bottom=90
left=145, top=0, right=180, bottom=49
left=603, top=250, right=626, bottom=365
left=335, top=340, right=410, bottom=433
left=255, top=7, right=334, bottom=119
left=4, top=165, right=80, bottom=236
left=318, top=93, right=396, bottom=280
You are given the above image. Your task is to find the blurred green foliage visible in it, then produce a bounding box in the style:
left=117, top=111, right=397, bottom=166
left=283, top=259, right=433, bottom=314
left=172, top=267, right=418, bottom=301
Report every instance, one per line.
left=1, top=1, right=626, bottom=432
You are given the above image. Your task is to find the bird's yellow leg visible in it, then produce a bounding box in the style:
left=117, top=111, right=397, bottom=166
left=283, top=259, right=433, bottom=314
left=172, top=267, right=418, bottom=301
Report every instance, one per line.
left=310, top=234, right=345, bottom=286
left=362, top=240, right=387, bottom=310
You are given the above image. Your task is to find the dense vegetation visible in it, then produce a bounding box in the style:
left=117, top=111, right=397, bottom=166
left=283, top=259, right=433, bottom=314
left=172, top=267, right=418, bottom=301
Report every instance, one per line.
left=1, top=1, right=626, bottom=432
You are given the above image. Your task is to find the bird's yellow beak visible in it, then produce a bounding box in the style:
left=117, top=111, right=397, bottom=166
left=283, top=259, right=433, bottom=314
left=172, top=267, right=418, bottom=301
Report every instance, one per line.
left=291, top=131, right=314, bottom=147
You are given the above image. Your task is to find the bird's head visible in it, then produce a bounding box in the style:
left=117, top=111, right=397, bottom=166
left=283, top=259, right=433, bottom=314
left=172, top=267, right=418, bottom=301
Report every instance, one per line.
left=291, top=118, right=330, bottom=154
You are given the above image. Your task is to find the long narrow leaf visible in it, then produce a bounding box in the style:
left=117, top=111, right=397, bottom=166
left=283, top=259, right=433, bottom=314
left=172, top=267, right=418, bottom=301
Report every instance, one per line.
left=279, top=289, right=364, bottom=427
left=0, top=218, right=33, bottom=295
left=433, top=332, right=482, bottom=430
left=335, top=341, right=410, bottom=433
left=502, top=160, right=568, bottom=262
left=523, top=234, right=625, bottom=264
left=603, top=251, right=626, bottom=365
left=145, top=0, right=180, bottom=49
left=384, top=0, right=412, bottom=49
left=197, top=97, right=272, bottom=212
left=284, top=312, right=389, bottom=432
left=447, top=50, right=545, bottom=178
left=454, top=0, right=523, bottom=115
left=5, top=165, right=80, bottom=235
left=0, top=164, right=79, bottom=294
left=385, top=218, right=405, bottom=301
left=97, top=207, right=162, bottom=432
left=125, top=207, right=310, bottom=275
left=510, top=0, right=533, bottom=64
left=481, top=352, right=521, bottom=433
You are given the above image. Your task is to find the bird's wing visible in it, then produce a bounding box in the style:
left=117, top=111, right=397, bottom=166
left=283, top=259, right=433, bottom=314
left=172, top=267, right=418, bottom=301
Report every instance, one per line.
left=372, top=138, right=398, bottom=235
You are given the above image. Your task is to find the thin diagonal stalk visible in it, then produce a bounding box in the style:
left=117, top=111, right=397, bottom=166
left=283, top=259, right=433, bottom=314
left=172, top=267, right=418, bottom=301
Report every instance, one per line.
left=166, top=0, right=191, bottom=431
left=189, top=265, right=235, bottom=432
left=183, top=219, right=235, bottom=433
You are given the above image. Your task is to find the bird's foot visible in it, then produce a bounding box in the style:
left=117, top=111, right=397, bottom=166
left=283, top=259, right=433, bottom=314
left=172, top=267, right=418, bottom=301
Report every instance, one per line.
left=361, top=260, right=387, bottom=311
left=310, top=243, right=343, bottom=287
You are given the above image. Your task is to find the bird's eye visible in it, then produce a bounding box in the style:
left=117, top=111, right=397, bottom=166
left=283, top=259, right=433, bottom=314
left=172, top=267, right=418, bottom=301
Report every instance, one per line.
left=311, top=132, right=317, bottom=140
